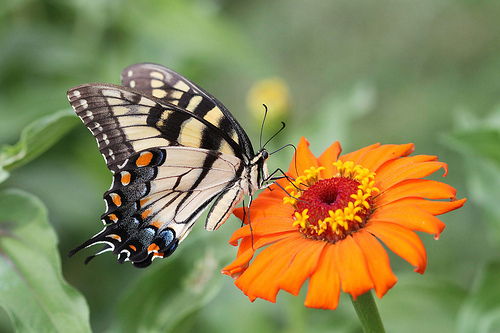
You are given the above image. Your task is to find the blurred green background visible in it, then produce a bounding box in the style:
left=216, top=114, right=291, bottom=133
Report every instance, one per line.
left=1, top=0, right=499, bottom=332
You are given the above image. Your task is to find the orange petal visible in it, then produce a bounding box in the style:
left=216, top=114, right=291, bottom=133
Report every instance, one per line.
left=339, top=143, right=380, bottom=165
left=277, top=241, right=327, bottom=296
left=356, top=144, right=415, bottom=172
left=380, top=197, right=466, bottom=216
left=375, top=158, right=448, bottom=191
left=233, top=207, right=246, bottom=221
left=370, top=203, right=445, bottom=237
left=305, top=243, right=341, bottom=310
left=226, top=233, right=292, bottom=276
left=249, top=196, right=291, bottom=212
left=317, top=141, right=342, bottom=178
left=365, top=221, right=427, bottom=273
left=353, top=230, right=397, bottom=298
left=234, top=236, right=254, bottom=255
left=234, top=201, right=293, bottom=224
left=375, top=179, right=459, bottom=206
left=228, top=218, right=296, bottom=244
left=256, top=183, right=289, bottom=202
left=222, top=265, right=247, bottom=280
left=334, top=235, right=374, bottom=300
left=288, top=137, right=318, bottom=178
left=222, top=241, right=255, bottom=277
left=229, top=225, right=295, bottom=246
left=235, top=234, right=305, bottom=302
left=255, top=229, right=297, bottom=244
left=233, top=239, right=287, bottom=298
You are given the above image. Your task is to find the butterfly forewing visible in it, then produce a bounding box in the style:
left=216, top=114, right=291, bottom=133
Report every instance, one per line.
left=68, top=63, right=269, bottom=268
left=68, top=83, right=243, bottom=171
left=121, top=63, right=254, bottom=158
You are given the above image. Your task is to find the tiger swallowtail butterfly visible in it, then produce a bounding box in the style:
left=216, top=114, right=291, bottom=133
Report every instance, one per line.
left=67, top=63, right=270, bottom=268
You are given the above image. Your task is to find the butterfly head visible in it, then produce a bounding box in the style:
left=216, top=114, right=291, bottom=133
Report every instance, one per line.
left=250, top=148, right=270, bottom=191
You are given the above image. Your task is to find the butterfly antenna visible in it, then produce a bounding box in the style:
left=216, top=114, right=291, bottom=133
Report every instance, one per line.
left=269, top=142, right=295, bottom=156
left=262, top=121, right=286, bottom=149
left=268, top=143, right=298, bottom=180
left=293, top=144, right=299, bottom=176
left=259, top=104, right=268, bottom=149
left=259, top=104, right=286, bottom=149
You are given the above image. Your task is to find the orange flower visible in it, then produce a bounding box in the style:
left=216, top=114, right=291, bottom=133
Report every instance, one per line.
left=222, top=138, right=466, bottom=310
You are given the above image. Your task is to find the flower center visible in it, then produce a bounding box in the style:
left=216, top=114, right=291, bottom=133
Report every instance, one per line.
left=296, top=177, right=359, bottom=222
left=283, top=161, right=379, bottom=243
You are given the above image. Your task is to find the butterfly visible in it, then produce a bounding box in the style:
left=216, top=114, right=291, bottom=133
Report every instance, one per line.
left=67, top=63, right=270, bottom=268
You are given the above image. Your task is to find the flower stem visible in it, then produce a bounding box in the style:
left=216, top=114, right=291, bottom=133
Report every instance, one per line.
left=349, top=291, right=385, bottom=333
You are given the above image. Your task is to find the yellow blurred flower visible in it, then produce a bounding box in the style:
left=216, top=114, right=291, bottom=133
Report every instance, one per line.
left=247, top=77, right=290, bottom=121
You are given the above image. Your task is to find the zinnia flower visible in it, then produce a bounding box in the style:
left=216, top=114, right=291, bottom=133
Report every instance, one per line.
left=222, top=137, right=466, bottom=310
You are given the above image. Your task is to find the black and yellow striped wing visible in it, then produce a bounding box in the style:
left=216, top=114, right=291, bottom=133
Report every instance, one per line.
left=121, top=63, right=254, bottom=158
left=67, top=63, right=268, bottom=268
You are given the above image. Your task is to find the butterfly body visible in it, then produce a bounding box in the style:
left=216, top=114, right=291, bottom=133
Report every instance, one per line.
left=68, top=63, right=269, bottom=268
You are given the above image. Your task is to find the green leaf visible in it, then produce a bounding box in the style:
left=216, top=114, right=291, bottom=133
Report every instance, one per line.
left=443, top=107, right=500, bottom=167
left=457, top=261, right=500, bottom=333
left=378, top=275, right=467, bottom=333
left=109, top=237, right=223, bottom=333
left=0, top=169, right=9, bottom=184
left=442, top=108, right=500, bottom=218
left=445, top=129, right=500, bottom=166
left=0, top=109, right=79, bottom=178
left=0, top=189, right=91, bottom=333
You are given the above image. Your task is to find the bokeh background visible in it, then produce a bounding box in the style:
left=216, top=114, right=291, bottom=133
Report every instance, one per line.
left=1, top=0, right=499, bottom=332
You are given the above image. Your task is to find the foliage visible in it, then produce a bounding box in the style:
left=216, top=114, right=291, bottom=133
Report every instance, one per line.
left=0, top=189, right=91, bottom=333
left=1, top=0, right=499, bottom=332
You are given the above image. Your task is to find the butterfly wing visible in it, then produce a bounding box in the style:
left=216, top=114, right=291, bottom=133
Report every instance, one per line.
left=68, top=82, right=251, bottom=267
left=68, top=146, right=244, bottom=268
left=121, top=63, right=255, bottom=158
left=68, top=83, right=245, bottom=171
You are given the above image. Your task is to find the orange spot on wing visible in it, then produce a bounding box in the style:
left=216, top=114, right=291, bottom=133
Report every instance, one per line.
left=148, top=243, right=160, bottom=252
left=129, top=245, right=137, bottom=251
left=150, top=220, right=163, bottom=229
left=107, top=234, right=121, bottom=241
left=140, top=198, right=150, bottom=207
left=141, top=209, right=152, bottom=220
left=110, top=193, right=122, bottom=206
left=108, top=213, right=118, bottom=222
left=121, top=171, right=131, bottom=185
left=136, top=151, right=153, bottom=167
left=153, top=252, right=164, bottom=258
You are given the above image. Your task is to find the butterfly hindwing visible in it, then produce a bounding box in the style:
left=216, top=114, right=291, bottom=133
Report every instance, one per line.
left=69, top=146, right=244, bottom=267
